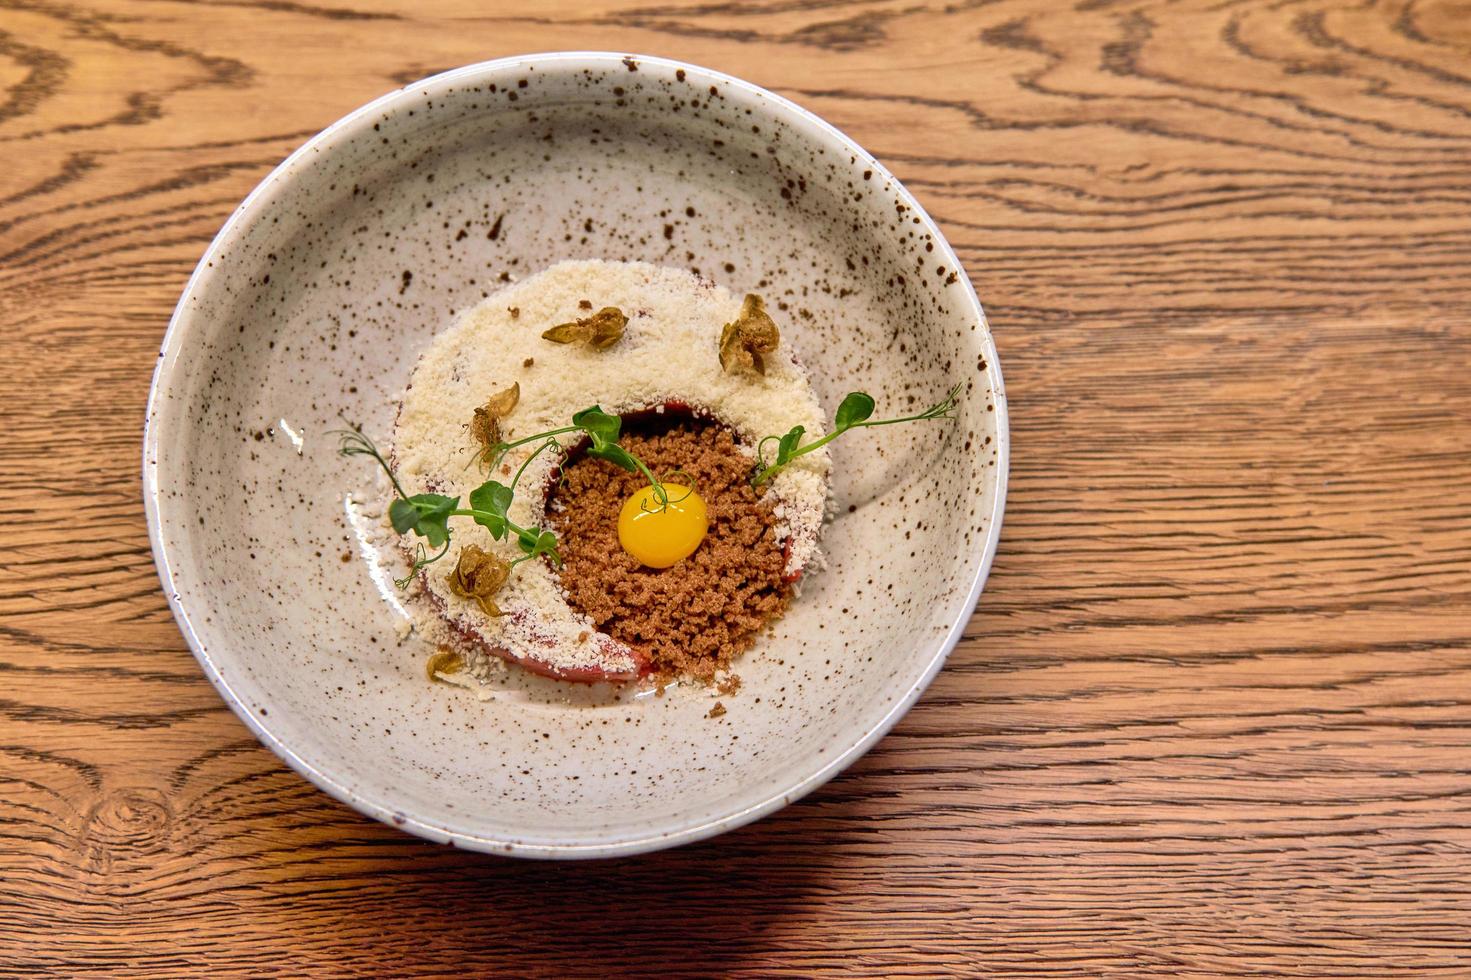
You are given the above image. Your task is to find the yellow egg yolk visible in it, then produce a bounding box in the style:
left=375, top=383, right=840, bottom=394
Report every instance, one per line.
left=617, top=484, right=708, bottom=568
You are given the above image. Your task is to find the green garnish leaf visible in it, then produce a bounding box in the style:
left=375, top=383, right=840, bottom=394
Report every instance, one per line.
left=515, top=527, right=562, bottom=567
left=833, top=392, right=875, bottom=431
left=388, top=498, right=420, bottom=535
left=388, top=493, right=458, bottom=547
left=412, top=495, right=457, bottom=548
left=570, top=407, right=664, bottom=502
left=572, top=406, right=622, bottom=449
left=587, top=443, right=639, bottom=474
left=776, top=424, right=805, bottom=465
left=343, top=399, right=662, bottom=599
left=468, top=480, right=514, bottom=539
left=752, top=384, right=962, bottom=486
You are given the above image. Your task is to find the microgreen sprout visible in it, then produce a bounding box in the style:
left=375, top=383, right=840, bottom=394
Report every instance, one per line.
left=482, top=406, right=675, bottom=511
left=335, top=427, right=563, bottom=591
left=752, top=383, right=962, bottom=486
left=338, top=403, right=682, bottom=591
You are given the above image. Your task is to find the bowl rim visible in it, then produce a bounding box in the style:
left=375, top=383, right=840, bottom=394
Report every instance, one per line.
left=143, top=51, right=1010, bottom=859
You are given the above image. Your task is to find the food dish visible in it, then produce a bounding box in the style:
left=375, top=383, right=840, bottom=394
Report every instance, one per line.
left=354, top=258, right=960, bottom=691
left=144, top=53, right=1008, bottom=857
left=380, top=259, right=833, bottom=685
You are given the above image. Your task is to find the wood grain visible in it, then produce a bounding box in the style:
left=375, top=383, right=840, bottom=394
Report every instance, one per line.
left=3, top=0, right=1471, bottom=976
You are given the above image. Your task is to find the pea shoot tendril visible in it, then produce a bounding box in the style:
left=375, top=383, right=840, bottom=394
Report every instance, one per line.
left=337, top=404, right=674, bottom=590
left=752, top=383, right=961, bottom=486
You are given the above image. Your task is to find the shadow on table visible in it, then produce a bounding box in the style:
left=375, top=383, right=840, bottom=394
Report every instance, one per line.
left=314, top=774, right=876, bottom=975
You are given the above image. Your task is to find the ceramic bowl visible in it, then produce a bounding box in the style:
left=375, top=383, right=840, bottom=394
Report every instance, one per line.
left=144, top=53, right=1008, bottom=858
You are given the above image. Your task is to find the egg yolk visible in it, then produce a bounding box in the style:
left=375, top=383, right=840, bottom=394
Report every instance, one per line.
left=618, top=484, right=708, bottom=568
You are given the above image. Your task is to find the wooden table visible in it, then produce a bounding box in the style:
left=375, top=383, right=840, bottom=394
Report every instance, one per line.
left=5, top=1, right=1470, bottom=975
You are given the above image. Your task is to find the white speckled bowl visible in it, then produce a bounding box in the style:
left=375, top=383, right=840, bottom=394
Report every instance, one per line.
left=144, top=53, right=1008, bottom=858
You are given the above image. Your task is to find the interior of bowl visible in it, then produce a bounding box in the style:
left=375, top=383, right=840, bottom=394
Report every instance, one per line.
left=146, top=54, right=1006, bottom=856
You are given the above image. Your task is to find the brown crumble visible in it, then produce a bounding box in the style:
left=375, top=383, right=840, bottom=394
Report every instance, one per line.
left=523, top=357, right=534, bottom=368
left=578, top=298, right=593, bottom=309
left=708, top=702, right=727, bottom=718
left=549, top=416, right=791, bottom=683
left=508, top=306, right=520, bottom=318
